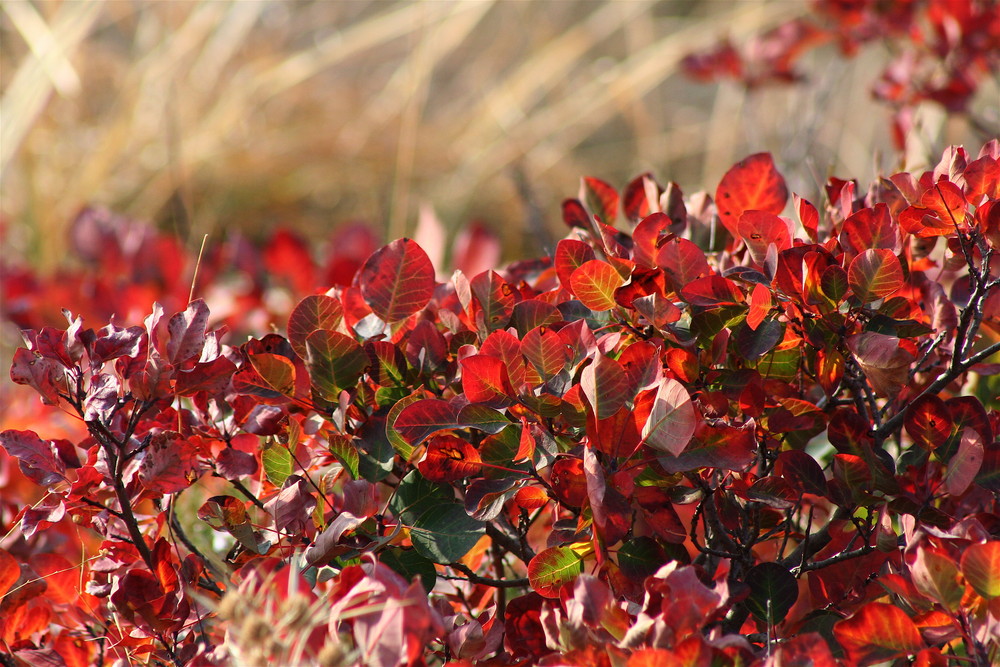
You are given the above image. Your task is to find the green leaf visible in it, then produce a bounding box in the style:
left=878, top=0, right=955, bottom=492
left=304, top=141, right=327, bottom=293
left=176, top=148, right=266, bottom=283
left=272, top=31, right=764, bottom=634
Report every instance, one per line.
left=389, top=470, right=453, bottom=525
left=261, top=441, right=293, bottom=487
left=305, top=330, right=368, bottom=401
left=617, top=537, right=666, bottom=582
left=385, top=392, right=425, bottom=459
left=327, top=433, right=360, bottom=480
left=744, top=562, right=798, bottom=625
left=357, top=419, right=395, bottom=483
left=528, top=545, right=584, bottom=598
left=410, top=503, right=485, bottom=564
left=379, top=547, right=437, bottom=592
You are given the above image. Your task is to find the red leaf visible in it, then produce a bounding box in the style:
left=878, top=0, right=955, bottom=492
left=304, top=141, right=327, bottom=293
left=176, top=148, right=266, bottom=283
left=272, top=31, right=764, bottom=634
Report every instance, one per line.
left=0, top=429, right=66, bottom=486
left=174, top=356, right=237, bottom=396
left=622, top=173, right=659, bottom=224
left=0, top=549, right=18, bottom=599
left=848, top=248, right=904, bottom=303
left=248, top=352, right=297, bottom=398
left=772, top=633, right=838, bottom=667
left=943, top=428, right=983, bottom=497
left=555, top=239, right=596, bottom=291
left=570, top=260, right=625, bottom=312
left=10, top=347, right=68, bottom=405
left=655, top=236, right=711, bottom=290
left=747, top=283, right=773, bottom=331
left=470, top=270, right=516, bottom=332
left=898, top=205, right=954, bottom=237
left=909, top=544, right=964, bottom=612
left=514, top=485, right=548, bottom=511
left=394, top=398, right=460, bottom=446
left=661, top=422, right=756, bottom=473
left=795, top=194, right=820, bottom=243
left=846, top=332, right=914, bottom=397
left=834, top=602, right=925, bottom=666
left=963, top=155, right=1000, bottom=201
left=264, top=475, right=317, bottom=534
left=921, top=181, right=967, bottom=229
left=583, top=447, right=631, bottom=546
left=715, top=153, right=789, bottom=238
left=679, top=275, right=744, bottom=307
left=288, top=294, right=344, bottom=360
left=581, top=176, right=619, bottom=224
left=904, top=394, right=953, bottom=450
left=632, top=212, right=673, bottom=267
left=358, top=239, right=435, bottom=323
left=461, top=355, right=515, bottom=408
left=839, top=203, right=899, bottom=257
left=165, top=299, right=210, bottom=365
left=418, top=434, right=481, bottom=482
left=138, top=431, right=200, bottom=495
left=521, top=326, right=569, bottom=380
left=549, top=456, right=588, bottom=508
left=562, top=198, right=591, bottom=229
left=738, top=210, right=792, bottom=265
left=504, top=593, right=548, bottom=659
left=30, top=553, right=77, bottom=605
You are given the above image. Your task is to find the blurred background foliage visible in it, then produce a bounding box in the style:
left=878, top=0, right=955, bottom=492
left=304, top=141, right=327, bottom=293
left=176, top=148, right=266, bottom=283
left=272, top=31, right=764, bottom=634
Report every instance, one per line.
left=2, top=0, right=996, bottom=272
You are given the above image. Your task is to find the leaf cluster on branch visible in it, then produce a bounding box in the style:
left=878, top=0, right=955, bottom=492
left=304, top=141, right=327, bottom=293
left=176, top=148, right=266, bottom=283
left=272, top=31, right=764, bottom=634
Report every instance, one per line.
left=2, top=140, right=1000, bottom=666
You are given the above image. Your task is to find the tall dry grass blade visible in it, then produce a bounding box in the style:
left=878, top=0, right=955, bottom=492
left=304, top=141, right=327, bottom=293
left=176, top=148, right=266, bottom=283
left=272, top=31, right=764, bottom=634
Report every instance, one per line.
left=0, top=0, right=101, bottom=175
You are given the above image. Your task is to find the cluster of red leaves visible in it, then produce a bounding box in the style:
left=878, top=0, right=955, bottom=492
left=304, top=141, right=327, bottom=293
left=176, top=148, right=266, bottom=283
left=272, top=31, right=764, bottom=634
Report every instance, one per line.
left=681, top=0, right=1000, bottom=147
left=2, top=142, right=1000, bottom=666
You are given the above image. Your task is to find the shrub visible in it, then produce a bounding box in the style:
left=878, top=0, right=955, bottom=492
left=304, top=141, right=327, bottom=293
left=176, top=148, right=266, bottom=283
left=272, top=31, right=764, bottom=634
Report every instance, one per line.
left=2, top=142, right=1000, bottom=666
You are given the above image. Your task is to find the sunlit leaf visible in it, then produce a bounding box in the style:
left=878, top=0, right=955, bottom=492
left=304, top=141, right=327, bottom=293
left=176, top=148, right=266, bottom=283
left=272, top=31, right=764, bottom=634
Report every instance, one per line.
left=528, top=545, right=584, bottom=598
left=716, top=153, right=789, bottom=238
left=582, top=176, right=619, bottom=224
left=738, top=210, right=792, bottom=265
left=288, top=294, right=344, bottom=360
left=417, top=434, right=481, bottom=483
left=641, top=378, right=697, bottom=456
left=262, top=440, right=293, bottom=487
left=833, top=602, right=925, bottom=666
left=680, top=275, right=744, bottom=307
left=470, top=270, right=516, bottom=332
left=394, top=398, right=459, bottom=446
left=848, top=248, right=904, bottom=303
left=581, top=354, right=629, bottom=420
left=461, top=355, right=515, bottom=408
left=570, top=260, right=625, bottom=311
left=358, top=238, right=435, bottom=323
left=305, top=330, right=367, bottom=401
left=656, top=236, right=711, bottom=290
left=960, top=541, right=1000, bottom=598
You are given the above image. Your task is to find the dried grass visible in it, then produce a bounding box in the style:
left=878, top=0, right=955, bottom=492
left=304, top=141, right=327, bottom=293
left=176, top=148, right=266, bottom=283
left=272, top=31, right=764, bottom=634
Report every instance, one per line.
left=1, top=0, right=994, bottom=272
